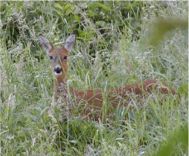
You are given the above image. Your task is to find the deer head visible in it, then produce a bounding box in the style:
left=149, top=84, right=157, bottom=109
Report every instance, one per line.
left=39, top=34, right=75, bottom=85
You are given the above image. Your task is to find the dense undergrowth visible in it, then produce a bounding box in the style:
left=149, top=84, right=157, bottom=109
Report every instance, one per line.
left=0, top=1, right=188, bottom=156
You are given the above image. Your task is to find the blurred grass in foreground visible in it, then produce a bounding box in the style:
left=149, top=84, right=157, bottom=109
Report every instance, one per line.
left=147, top=16, right=188, bottom=156
left=148, top=18, right=188, bottom=46
left=152, top=123, right=188, bottom=156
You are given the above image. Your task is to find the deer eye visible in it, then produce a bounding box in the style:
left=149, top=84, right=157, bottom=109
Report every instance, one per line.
left=49, top=56, right=53, bottom=60
left=63, top=56, right=67, bottom=60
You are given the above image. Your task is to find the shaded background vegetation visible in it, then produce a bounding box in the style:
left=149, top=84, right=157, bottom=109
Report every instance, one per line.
left=0, top=1, right=188, bottom=156
left=1, top=1, right=146, bottom=72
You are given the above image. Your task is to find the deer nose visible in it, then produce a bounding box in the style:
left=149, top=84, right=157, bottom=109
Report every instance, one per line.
left=54, top=65, right=62, bottom=74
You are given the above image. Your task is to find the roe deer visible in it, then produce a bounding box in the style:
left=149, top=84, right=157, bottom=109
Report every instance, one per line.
left=39, top=34, right=175, bottom=121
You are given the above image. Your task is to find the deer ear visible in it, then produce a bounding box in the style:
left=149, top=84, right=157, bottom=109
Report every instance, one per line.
left=64, top=34, right=75, bottom=52
left=39, top=35, right=53, bottom=54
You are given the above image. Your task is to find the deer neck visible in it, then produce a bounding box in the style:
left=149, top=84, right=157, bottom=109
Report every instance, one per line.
left=54, top=75, right=68, bottom=96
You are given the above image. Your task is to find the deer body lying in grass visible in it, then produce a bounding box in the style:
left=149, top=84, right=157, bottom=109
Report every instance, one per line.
left=39, top=34, right=175, bottom=121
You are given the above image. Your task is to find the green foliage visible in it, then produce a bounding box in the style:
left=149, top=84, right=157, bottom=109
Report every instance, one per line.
left=178, top=83, right=188, bottom=96
left=0, top=1, right=145, bottom=72
left=148, top=18, right=188, bottom=46
left=0, top=1, right=188, bottom=156
left=151, top=123, right=188, bottom=156
left=55, top=120, right=101, bottom=153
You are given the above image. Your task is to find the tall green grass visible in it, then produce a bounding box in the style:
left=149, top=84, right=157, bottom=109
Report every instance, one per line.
left=0, top=1, right=188, bottom=156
